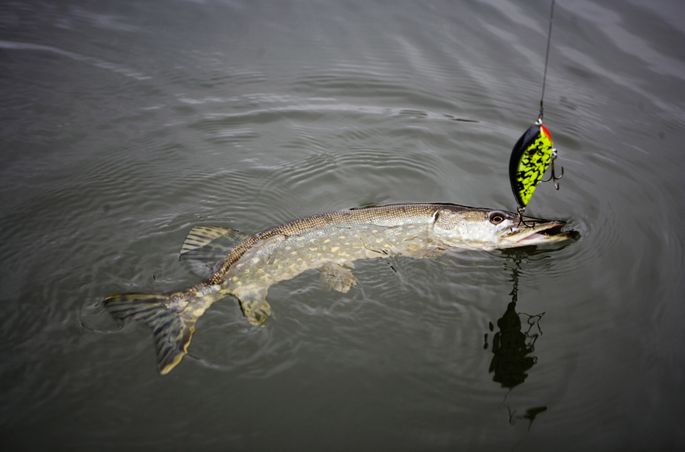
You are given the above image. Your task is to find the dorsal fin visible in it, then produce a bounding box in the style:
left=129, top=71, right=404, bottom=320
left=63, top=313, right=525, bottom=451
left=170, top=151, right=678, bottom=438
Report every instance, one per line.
left=180, top=226, right=245, bottom=256
left=179, top=226, right=248, bottom=278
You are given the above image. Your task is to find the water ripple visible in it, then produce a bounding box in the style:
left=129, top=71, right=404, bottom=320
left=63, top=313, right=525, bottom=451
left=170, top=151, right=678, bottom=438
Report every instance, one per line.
left=0, top=40, right=151, bottom=81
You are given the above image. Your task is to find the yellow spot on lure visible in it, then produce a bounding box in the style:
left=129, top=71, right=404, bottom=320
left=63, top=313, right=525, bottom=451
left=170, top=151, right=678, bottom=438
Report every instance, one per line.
left=508, top=121, right=554, bottom=208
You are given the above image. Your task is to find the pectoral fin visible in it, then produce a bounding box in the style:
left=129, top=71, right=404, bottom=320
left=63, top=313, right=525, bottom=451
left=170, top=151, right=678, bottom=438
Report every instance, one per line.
left=320, top=263, right=357, bottom=293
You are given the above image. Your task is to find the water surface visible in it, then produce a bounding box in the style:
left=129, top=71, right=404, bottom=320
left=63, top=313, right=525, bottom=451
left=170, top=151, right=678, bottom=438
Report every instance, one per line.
left=1, top=0, right=684, bottom=450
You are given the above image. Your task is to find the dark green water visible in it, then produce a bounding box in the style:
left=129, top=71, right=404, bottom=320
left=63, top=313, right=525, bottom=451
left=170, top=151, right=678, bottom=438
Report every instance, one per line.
left=1, top=0, right=684, bottom=450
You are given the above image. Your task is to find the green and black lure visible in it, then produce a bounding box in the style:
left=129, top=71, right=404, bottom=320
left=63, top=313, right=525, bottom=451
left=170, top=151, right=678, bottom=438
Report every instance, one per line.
left=508, top=119, right=560, bottom=209
left=508, top=0, right=562, bottom=213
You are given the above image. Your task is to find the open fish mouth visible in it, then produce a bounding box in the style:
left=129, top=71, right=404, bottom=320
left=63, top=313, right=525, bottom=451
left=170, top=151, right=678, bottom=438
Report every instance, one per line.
left=508, top=220, right=576, bottom=245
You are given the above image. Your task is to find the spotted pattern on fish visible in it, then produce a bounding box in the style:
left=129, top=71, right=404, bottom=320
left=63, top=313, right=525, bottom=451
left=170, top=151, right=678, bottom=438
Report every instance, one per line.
left=103, top=202, right=573, bottom=375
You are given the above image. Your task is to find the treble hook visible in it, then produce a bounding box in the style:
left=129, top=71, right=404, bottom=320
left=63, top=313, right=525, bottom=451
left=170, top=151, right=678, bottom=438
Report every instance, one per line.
left=516, top=206, right=537, bottom=228
left=542, top=148, right=564, bottom=190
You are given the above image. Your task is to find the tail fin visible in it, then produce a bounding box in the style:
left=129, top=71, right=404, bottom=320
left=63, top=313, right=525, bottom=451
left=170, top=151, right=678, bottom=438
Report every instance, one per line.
left=103, top=293, right=197, bottom=375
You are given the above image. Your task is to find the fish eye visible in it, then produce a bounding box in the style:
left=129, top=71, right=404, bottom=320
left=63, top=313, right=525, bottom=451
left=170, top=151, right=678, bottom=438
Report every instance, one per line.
left=489, top=211, right=506, bottom=225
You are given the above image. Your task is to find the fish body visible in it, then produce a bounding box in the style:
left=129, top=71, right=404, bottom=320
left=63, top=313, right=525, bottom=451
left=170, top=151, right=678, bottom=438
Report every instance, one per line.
left=104, top=203, right=574, bottom=374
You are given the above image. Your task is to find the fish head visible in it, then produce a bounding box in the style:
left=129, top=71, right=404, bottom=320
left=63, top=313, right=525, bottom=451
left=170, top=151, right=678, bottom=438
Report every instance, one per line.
left=432, top=205, right=576, bottom=250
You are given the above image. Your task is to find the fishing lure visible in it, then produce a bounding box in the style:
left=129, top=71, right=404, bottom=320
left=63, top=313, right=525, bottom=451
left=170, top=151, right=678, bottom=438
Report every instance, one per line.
left=508, top=0, right=563, bottom=217
left=508, top=118, right=562, bottom=210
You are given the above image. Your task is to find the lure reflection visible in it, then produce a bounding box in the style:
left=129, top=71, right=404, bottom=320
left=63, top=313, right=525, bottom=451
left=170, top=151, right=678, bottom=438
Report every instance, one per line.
left=485, top=255, right=548, bottom=428
left=488, top=301, right=543, bottom=388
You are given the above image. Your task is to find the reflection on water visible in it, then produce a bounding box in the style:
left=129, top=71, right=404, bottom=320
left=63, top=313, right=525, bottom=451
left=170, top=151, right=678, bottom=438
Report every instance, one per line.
left=508, top=405, right=549, bottom=431
left=489, top=301, right=542, bottom=389
left=486, top=254, right=547, bottom=429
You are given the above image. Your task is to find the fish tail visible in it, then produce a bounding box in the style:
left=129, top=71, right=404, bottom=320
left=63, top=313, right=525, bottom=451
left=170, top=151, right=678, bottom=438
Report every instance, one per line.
left=103, top=291, right=203, bottom=375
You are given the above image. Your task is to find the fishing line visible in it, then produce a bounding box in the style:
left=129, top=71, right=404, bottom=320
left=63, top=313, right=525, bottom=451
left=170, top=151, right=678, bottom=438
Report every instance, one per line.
left=508, top=0, right=563, bottom=218
left=538, top=0, right=556, bottom=121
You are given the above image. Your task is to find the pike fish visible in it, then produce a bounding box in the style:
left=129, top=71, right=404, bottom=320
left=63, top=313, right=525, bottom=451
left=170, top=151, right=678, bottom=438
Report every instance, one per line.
left=104, top=203, right=574, bottom=374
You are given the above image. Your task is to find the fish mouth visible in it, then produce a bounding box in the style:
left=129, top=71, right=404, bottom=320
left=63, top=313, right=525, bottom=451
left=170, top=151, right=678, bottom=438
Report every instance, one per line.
left=507, top=220, right=576, bottom=245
